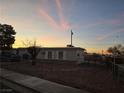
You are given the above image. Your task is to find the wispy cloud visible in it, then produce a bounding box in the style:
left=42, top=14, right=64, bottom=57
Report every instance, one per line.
left=102, top=17, right=124, bottom=25
left=39, top=9, right=59, bottom=31
left=38, top=0, right=71, bottom=32
left=38, top=1, right=124, bottom=33
left=96, top=15, right=124, bottom=41
left=55, top=0, right=70, bottom=31
left=74, top=13, right=124, bottom=30
left=97, top=28, right=124, bottom=41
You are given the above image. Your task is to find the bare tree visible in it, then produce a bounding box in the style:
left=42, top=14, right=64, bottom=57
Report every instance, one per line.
left=22, top=40, right=41, bottom=65
left=107, top=44, right=124, bottom=56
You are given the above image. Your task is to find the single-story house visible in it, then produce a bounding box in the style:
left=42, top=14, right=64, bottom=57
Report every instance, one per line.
left=37, top=47, right=85, bottom=62
left=0, top=47, right=85, bottom=62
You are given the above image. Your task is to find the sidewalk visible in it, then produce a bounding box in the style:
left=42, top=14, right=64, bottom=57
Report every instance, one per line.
left=0, top=68, right=90, bottom=93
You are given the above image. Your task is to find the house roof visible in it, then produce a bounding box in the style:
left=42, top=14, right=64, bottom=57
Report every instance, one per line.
left=42, top=47, right=84, bottom=49
left=16, top=47, right=85, bottom=51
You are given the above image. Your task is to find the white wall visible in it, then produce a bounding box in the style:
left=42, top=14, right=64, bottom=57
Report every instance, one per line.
left=14, top=48, right=84, bottom=62
left=76, top=50, right=84, bottom=63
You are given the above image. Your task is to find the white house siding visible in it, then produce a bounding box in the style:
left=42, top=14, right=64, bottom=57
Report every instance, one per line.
left=51, top=50, right=66, bottom=60
left=37, top=48, right=84, bottom=62
left=65, top=50, right=77, bottom=61
left=37, top=51, right=44, bottom=59
left=7, top=47, right=85, bottom=62
left=63, top=51, right=66, bottom=60
left=76, top=50, right=84, bottom=63
left=55, top=51, right=58, bottom=59
left=52, top=50, right=55, bottom=59
left=37, top=50, right=56, bottom=59
left=44, top=51, right=47, bottom=59
left=37, top=49, right=66, bottom=60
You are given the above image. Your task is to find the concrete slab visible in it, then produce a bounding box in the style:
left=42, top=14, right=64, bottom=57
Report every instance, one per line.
left=0, top=68, right=90, bottom=93
left=1, top=70, right=31, bottom=82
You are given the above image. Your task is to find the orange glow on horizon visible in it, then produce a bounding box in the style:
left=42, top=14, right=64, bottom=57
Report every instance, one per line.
left=13, top=39, right=109, bottom=54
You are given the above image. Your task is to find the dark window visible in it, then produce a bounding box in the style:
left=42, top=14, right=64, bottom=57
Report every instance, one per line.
left=48, top=51, right=52, bottom=59
left=58, top=51, right=63, bottom=59
left=42, top=52, right=45, bottom=55
left=77, top=53, right=80, bottom=57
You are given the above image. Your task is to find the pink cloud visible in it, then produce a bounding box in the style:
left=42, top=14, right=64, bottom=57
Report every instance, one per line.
left=74, top=14, right=124, bottom=30
left=38, top=5, right=70, bottom=32
left=103, top=18, right=124, bottom=25
left=117, top=12, right=124, bottom=17
left=86, top=17, right=124, bottom=28
left=39, top=9, right=59, bottom=31
left=38, top=0, right=71, bottom=32
left=38, top=4, right=124, bottom=33
left=122, top=12, right=124, bottom=17
left=97, top=33, right=113, bottom=41
left=55, top=0, right=70, bottom=31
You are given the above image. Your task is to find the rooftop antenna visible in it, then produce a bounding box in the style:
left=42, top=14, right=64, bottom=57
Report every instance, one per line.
left=71, top=29, right=73, bottom=46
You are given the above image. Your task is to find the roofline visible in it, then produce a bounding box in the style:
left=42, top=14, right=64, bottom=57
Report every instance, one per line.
left=14, top=47, right=85, bottom=50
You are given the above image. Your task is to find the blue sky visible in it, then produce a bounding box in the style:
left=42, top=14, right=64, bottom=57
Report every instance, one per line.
left=0, top=0, right=124, bottom=53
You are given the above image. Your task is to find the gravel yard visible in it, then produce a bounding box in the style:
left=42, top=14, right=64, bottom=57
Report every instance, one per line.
left=1, top=61, right=124, bottom=93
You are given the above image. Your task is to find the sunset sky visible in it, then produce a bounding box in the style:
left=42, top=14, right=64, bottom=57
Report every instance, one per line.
left=0, top=0, right=124, bottom=53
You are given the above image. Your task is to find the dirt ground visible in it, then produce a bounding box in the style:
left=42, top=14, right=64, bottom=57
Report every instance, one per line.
left=1, top=61, right=124, bottom=93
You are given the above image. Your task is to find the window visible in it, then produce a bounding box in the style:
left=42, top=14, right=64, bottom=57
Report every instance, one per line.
left=42, top=51, right=45, bottom=55
left=48, top=51, right=52, bottom=59
left=58, top=51, right=63, bottom=59
left=77, top=53, right=80, bottom=57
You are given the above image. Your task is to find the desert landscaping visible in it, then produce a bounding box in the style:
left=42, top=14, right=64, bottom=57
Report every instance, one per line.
left=1, top=61, right=124, bottom=93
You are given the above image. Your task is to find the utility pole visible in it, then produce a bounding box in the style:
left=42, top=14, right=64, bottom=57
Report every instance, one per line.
left=113, top=35, right=119, bottom=79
